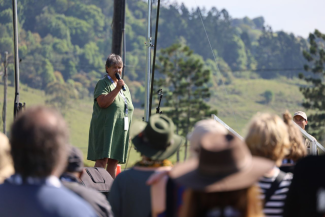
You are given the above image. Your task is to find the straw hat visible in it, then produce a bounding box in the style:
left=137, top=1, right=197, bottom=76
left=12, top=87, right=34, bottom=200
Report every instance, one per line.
left=132, top=114, right=184, bottom=160
left=0, top=133, right=14, bottom=183
left=170, top=133, right=274, bottom=192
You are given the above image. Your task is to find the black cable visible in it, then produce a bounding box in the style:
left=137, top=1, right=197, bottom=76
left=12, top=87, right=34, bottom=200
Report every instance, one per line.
left=149, top=0, right=160, bottom=117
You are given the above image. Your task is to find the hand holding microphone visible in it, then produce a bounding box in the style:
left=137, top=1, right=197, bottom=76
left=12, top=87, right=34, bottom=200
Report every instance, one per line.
left=115, top=73, right=126, bottom=91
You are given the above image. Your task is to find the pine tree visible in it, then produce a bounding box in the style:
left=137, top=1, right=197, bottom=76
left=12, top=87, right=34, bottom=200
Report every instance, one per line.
left=299, top=29, right=325, bottom=140
left=156, top=43, right=217, bottom=160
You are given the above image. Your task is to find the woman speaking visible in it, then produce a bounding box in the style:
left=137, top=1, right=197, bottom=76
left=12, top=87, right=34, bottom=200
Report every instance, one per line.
left=88, top=54, right=134, bottom=178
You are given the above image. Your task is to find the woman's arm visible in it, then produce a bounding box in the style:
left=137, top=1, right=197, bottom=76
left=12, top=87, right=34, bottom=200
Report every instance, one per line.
left=97, top=79, right=125, bottom=109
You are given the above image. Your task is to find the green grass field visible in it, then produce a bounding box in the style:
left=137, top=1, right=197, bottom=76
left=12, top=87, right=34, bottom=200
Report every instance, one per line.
left=0, top=77, right=307, bottom=168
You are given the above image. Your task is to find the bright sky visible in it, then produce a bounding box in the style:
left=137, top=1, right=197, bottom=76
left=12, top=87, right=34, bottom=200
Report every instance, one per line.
left=172, top=0, right=325, bottom=38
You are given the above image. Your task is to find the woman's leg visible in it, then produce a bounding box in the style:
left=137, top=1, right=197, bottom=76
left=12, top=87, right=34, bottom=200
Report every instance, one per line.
left=106, top=158, right=118, bottom=179
left=95, top=158, right=108, bottom=168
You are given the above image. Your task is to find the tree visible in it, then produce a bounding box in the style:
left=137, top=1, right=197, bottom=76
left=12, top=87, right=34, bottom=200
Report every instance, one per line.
left=156, top=43, right=217, bottom=160
left=263, top=90, right=274, bottom=104
left=299, top=29, right=325, bottom=140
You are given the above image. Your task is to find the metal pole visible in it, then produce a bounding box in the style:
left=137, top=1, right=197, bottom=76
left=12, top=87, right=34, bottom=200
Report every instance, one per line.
left=144, top=0, right=152, bottom=122
left=12, top=0, right=20, bottom=118
left=2, top=52, right=8, bottom=134
left=149, top=0, right=161, bottom=117
left=122, top=0, right=126, bottom=78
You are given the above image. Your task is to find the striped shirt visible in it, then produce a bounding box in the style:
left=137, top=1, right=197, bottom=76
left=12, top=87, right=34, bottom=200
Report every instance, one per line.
left=258, top=169, right=293, bottom=217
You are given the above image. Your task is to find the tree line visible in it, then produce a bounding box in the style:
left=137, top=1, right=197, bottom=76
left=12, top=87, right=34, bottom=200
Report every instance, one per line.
left=0, top=0, right=310, bottom=100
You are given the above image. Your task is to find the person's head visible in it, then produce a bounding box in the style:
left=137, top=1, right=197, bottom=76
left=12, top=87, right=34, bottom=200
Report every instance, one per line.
left=293, top=111, right=308, bottom=130
left=132, top=114, right=184, bottom=161
left=105, top=54, right=123, bottom=77
left=245, top=113, right=290, bottom=166
left=188, top=119, right=227, bottom=158
left=0, top=133, right=14, bottom=183
left=170, top=132, right=274, bottom=217
left=283, top=111, right=307, bottom=161
left=10, top=106, right=69, bottom=179
left=64, top=146, right=84, bottom=179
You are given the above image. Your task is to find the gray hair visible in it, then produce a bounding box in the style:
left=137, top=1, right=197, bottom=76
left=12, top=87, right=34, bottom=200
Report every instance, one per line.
left=105, top=54, right=123, bottom=68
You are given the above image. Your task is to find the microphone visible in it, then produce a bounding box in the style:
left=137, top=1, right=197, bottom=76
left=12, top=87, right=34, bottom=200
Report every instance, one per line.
left=115, top=73, right=126, bottom=91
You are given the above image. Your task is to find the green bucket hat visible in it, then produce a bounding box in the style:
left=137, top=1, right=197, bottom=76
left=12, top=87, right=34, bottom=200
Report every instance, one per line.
left=132, top=114, right=184, bottom=160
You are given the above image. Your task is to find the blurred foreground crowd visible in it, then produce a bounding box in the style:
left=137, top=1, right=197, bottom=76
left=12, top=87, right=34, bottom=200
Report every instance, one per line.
left=0, top=106, right=324, bottom=217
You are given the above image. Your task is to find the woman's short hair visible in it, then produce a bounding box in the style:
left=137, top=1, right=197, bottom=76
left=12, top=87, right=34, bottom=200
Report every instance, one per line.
left=245, top=113, right=290, bottom=165
left=283, top=111, right=307, bottom=161
left=105, top=54, right=123, bottom=68
left=10, top=106, right=69, bottom=179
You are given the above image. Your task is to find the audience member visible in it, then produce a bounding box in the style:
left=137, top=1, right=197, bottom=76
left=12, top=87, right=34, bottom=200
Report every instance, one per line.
left=169, top=132, right=274, bottom=217
left=109, top=114, right=183, bottom=217
left=245, top=113, right=291, bottom=217
left=283, top=155, right=325, bottom=217
left=60, top=146, right=114, bottom=217
left=0, top=132, right=14, bottom=183
left=293, top=111, right=317, bottom=154
left=147, top=119, right=228, bottom=217
left=0, top=106, right=97, bottom=217
left=280, top=111, right=307, bottom=173
left=293, top=111, right=308, bottom=130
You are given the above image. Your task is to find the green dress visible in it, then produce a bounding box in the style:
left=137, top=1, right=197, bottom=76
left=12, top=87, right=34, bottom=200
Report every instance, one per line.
left=87, top=76, right=134, bottom=163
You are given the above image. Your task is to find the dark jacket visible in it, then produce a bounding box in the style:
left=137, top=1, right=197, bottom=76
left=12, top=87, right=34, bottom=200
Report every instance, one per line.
left=61, top=173, right=113, bottom=217
left=0, top=179, right=97, bottom=217
left=109, top=168, right=156, bottom=217
left=284, top=155, right=325, bottom=217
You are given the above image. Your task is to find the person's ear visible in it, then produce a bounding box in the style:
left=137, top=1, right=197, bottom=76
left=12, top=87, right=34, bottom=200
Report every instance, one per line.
left=306, top=120, right=308, bottom=125
left=105, top=65, right=109, bottom=72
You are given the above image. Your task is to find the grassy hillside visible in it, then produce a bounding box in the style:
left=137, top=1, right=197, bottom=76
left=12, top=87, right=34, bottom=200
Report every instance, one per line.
left=0, top=77, right=306, bottom=168
left=211, top=77, right=305, bottom=136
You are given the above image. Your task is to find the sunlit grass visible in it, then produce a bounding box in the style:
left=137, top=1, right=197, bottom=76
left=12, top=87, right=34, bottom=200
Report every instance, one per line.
left=0, top=76, right=307, bottom=169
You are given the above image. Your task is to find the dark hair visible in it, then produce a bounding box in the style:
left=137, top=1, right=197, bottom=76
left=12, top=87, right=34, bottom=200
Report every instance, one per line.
left=105, top=54, right=123, bottom=70
left=10, top=106, right=69, bottom=179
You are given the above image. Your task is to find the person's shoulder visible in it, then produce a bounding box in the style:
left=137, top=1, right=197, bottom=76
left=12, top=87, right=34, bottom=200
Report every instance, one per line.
left=63, top=181, right=105, bottom=199
left=63, top=182, right=112, bottom=216
left=44, top=186, right=97, bottom=216
left=113, top=168, right=132, bottom=182
left=97, top=76, right=110, bottom=85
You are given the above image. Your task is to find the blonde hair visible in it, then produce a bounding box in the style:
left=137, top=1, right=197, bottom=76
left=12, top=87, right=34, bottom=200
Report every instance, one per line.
left=0, top=133, right=14, bottom=183
left=189, top=119, right=227, bottom=158
left=245, top=113, right=290, bottom=166
left=180, top=185, right=263, bottom=217
left=283, top=111, right=307, bottom=161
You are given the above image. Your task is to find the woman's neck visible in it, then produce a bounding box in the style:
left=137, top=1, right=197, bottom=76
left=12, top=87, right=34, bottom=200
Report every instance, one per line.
left=264, top=167, right=279, bottom=178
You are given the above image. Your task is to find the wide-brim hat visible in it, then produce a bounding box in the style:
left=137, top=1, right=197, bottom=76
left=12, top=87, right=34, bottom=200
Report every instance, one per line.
left=170, top=133, right=274, bottom=192
left=132, top=114, right=184, bottom=160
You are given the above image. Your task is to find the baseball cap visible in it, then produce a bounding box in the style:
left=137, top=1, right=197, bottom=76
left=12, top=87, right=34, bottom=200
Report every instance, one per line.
left=294, top=111, right=307, bottom=121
